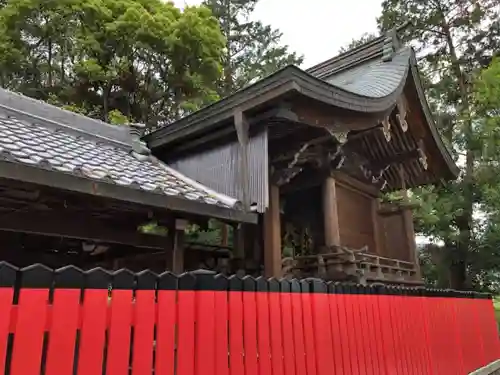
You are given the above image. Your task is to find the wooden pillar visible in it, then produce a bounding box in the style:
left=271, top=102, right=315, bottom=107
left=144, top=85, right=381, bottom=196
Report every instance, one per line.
left=166, top=219, right=186, bottom=274
left=264, top=184, right=282, bottom=278
left=398, top=167, right=421, bottom=279
left=402, top=207, right=421, bottom=278
left=220, top=222, right=228, bottom=246
left=233, top=223, right=245, bottom=260
left=322, top=176, right=340, bottom=251
left=371, top=198, right=384, bottom=256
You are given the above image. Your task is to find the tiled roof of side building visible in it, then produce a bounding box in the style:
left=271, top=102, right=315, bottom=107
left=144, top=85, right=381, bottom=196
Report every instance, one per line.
left=0, top=88, right=240, bottom=210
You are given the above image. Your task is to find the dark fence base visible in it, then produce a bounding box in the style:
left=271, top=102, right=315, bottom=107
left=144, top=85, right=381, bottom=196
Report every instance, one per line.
left=0, top=262, right=498, bottom=375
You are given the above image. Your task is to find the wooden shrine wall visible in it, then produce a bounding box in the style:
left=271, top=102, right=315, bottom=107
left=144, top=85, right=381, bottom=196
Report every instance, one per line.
left=336, top=183, right=376, bottom=253
left=379, top=211, right=412, bottom=262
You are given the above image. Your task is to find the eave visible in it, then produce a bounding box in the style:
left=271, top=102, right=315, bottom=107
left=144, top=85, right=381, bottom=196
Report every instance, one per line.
left=145, top=45, right=458, bottom=184
left=145, top=53, right=410, bottom=149
left=0, top=160, right=257, bottom=224
left=408, top=54, right=459, bottom=179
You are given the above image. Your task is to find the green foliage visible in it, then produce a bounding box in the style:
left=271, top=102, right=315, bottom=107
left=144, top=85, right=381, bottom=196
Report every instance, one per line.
left=185, top=219, right=232, bottom=246
left=339, top=32, right=378, bottom=53
left=202, top=0, right=303, bottom=95
left=377, top=0, right=500, bottom=291
left=138, top=222, right=168, bottom=236
left=0, top=0, right=225, bottom=124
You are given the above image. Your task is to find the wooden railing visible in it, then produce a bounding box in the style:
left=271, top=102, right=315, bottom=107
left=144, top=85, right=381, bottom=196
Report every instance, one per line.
left=284, top=245, right=422, bottom=285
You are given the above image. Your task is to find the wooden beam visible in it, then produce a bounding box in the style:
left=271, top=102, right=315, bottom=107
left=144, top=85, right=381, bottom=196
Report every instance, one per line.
left=233, top=223, right=245, bottom=259
left=0, top=160, right=258, bottom=224
left=168, top=106, right=299, bottom=157
left=331, top=171, right=380, bottom=198
left=371, top=198, right=384, bottom=256
left=166, top=219, right=186, bottom=273
left=398, top=167, right=421, bottom=279
left=263, top=184, right=282, bottom=278
left=0, top=210, right=168, bottom=249
left=322, top=176, right=341, bottom=251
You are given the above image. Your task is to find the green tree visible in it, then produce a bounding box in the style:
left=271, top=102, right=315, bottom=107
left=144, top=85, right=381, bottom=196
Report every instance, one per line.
left=378, top=0, right=500, bottom=290
left=339, top=32, right=378, bottom=53
left=0, top=0, right=225, bottom=125
left=202, top=0, right=303, bottom=96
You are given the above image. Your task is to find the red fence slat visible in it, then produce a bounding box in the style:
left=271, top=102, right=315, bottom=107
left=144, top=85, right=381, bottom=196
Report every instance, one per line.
left=243, top=278, right=258, bottom=375
left=334, top=291, right=354, bottom=375
left=45, top=288, right=81, bottom=375
left=131, top=289, right=156, bottom=375
left=214, top=276, right=229, bottom=375
left=2, top=267, right=500, bottom=375
left=401, top=292, right=419, bottom=375
left=327, top=288, right=344, bottom=375
left=256, top=279, right=272, bottom=375
left=376, top=294, right=396, bottom=375
left=177, top=279, right=196, bottom=375
left=106, top=288, right=134, bottom=375
left=481, top=298, right=500, bottom=363
left=228, top=277, right=245, bottom=375
left=76, top=288, right=109, bottom=375
left=155, top=288, right=177, bottom=375
left=280, top=281, right=296, bottom=375
left=349, top=291, right=368, bottom=375
left=290, top=281, right=306, bottom=375
left=300, top=281, right=318, bottom=375
left=312, top=289, right=334, bottom=375
left=365, top=292, right=383, bottom=375
left=196, top=288, right=216, bottom=375
left=0, top=287, right=13, bottom=375
left=10, top=288, right=49, bottom=375
left=268, top=279, right=284, bottom=375
left=414, top=295, right=432, bottom=375
left=342, top=291, right=361, bottom=375
left=357, top=293, right=375, bottom=375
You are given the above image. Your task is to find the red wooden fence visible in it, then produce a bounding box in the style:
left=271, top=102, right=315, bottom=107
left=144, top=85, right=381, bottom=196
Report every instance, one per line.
left=0, top=262, right=498, bottom=375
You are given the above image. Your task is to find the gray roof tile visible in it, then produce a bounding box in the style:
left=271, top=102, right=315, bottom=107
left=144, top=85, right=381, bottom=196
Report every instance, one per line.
left=323, top=48, right=412, bottom=98
left=0, top=112, right=239, bottom=209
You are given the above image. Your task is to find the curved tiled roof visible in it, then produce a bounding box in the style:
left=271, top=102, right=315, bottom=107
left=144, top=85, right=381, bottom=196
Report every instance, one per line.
left=0, top=89, right=240, bottom=210
left=324, top=48, right=412, bottom=98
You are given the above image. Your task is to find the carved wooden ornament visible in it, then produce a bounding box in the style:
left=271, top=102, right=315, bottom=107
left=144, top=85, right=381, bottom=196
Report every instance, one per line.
left=396, top=113, right=408, bottom=132
left=381, top=117, right=391, bottom=142
left=418, top=148, right=428, bottom=170
left=335, top=131, right=348, bottom=144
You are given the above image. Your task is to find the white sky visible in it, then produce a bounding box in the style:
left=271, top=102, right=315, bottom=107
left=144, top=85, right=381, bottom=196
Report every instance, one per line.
left=172, top=0, right=383, bottom=68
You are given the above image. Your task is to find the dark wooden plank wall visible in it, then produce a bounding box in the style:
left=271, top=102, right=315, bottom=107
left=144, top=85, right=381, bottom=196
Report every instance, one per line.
left=336, top=184, right=376, bottom=253
left=335, top=182, right=413, bottom=262
left=380, top=213, right=411, bottom=261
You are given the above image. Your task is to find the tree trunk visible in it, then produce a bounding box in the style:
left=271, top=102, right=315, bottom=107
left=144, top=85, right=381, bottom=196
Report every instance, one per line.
left=103, top=83, right=112, bottom=123
left=222, top=0, right=233, bottom=96
left=47, top=39, right=53, bottom=88
left=441, top=16, right=474, bottom=290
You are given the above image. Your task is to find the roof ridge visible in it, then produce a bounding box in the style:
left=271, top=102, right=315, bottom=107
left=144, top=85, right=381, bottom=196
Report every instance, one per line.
left=0, top=88, right=132, bottom=148
left=306, top=24, right=408, bottom=80
left=306, top=34, right=386, bottom=75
